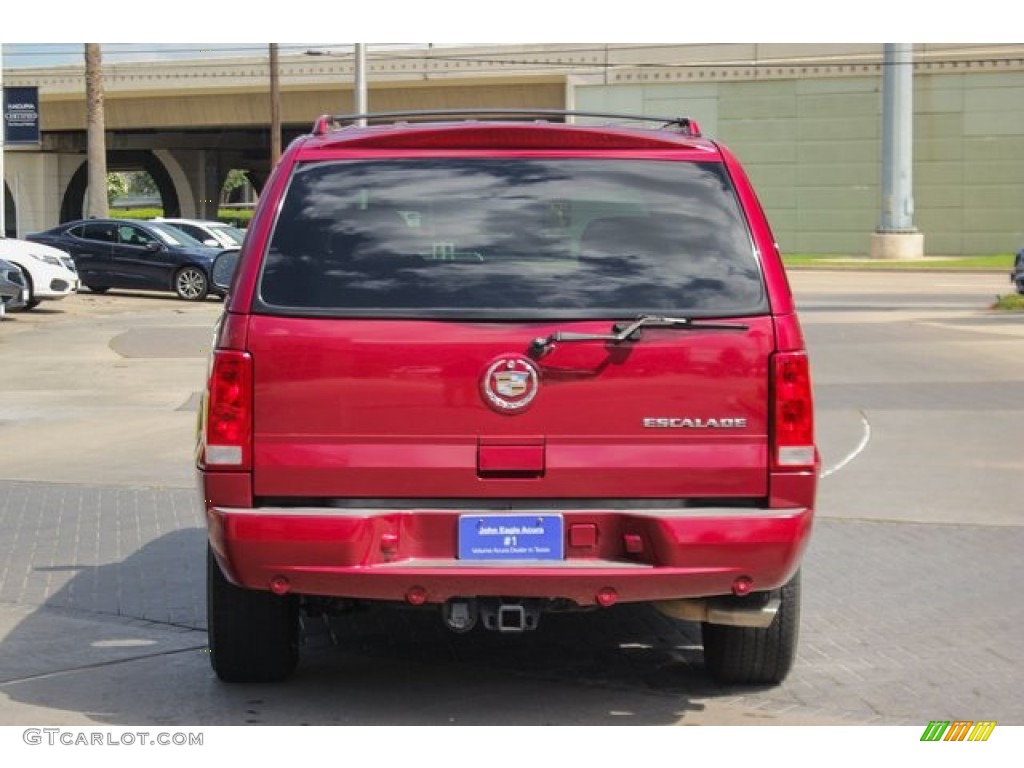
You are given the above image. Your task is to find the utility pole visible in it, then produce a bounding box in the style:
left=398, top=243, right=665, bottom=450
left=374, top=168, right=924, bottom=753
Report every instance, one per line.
left=85, top=44, right=109, bottom=219
left=870, top=43, right=924, bottom=259
left=354, top=44, right=367, bottom=125
left=270, top=43, right=281, bottom=168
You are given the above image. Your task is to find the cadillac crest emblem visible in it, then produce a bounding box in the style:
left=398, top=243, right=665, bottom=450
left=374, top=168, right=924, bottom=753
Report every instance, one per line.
left=482, top=357, right=540, bottom=412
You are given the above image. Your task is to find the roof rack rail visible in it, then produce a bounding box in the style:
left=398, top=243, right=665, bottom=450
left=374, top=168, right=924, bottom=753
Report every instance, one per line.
left=310, top=109, right=701, bottom=138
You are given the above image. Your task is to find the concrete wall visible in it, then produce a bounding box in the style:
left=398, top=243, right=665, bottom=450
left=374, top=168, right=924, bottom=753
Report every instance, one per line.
left=575, top=71, right=1024, bottom=256
left=35, top=82, right=567, bottom=132
left=3, top=151, right=81, bottom=238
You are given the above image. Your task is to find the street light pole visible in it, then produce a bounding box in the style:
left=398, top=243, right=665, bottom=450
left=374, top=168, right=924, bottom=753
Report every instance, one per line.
left=870, top=43, right=924, bottom=259
left=305, top=45, right=369, bottom=123
left=879, top=43, right=914, bottom=233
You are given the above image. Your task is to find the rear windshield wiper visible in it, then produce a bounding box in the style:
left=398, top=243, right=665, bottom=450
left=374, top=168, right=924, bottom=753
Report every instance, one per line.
left=529, top=315, right=749, bottom=356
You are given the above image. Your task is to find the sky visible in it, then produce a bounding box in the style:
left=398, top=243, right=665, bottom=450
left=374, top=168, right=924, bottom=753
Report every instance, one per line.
left=2, top=44, right=363, bottom=69
left=0, top=0, right=1012, bottom=70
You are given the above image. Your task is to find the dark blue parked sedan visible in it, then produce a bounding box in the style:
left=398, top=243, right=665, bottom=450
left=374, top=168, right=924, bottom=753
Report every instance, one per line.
left=1011, top=248, right=1024, bottom=295
left=27, top=219, right=234, bottom=301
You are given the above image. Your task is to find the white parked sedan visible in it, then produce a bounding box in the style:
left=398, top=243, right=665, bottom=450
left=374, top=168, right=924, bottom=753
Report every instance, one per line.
left=0, top=236, right=80, bottom=309
left=153, top=218, right=246, bottom=250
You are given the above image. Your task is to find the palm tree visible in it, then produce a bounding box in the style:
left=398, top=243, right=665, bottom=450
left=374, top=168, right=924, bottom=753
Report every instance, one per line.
left=85, top=44, right=108, bottom=218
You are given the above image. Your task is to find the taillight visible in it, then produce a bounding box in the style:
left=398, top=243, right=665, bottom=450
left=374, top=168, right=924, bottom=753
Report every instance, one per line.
left=203, top=350, right=253, bottom=469
left=771, top=351, right=815, bottom=469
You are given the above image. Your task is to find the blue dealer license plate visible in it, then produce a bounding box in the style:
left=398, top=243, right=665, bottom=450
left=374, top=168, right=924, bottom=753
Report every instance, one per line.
left=458, top=515, right=564, bottom=561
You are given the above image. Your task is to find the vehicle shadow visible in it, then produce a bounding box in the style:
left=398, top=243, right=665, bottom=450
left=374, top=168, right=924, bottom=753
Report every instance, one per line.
left=0, top=528, right=744, bottom=726
left=79, top=290, right=223, bottom=303
left=6, top=306, right=66, bottom=317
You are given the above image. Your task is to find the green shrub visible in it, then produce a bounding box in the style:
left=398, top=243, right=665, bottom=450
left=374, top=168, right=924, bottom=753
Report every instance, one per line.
left=108, top=208, right=253, bottom=228
left=217, top=209, right=254, bottom=228
left=110, top=208, right=163, bottom=220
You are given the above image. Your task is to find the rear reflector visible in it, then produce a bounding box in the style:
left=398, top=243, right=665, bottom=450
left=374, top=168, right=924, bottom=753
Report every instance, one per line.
left=771, top=351, right=815, bottom=469
left=204, top=350, right=253, bottom=469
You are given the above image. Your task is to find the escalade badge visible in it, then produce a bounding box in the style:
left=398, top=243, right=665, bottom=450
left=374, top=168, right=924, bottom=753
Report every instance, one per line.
left=643, top=417, right=748, bottom=429
left=482, top=357, right=539, bottom=413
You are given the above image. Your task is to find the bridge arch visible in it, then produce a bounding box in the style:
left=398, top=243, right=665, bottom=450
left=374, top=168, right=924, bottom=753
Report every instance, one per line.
left=60, top=150, right=181, bottom=222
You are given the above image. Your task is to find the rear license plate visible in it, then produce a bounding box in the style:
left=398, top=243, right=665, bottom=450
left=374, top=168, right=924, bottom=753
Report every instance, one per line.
left=458, top=514, right=564, bottom=561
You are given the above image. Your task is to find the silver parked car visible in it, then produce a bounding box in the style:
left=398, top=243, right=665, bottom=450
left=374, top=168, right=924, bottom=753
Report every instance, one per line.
left=153, top=218, right=246, bottom=250
left=0, top=258, right=29, bottom=318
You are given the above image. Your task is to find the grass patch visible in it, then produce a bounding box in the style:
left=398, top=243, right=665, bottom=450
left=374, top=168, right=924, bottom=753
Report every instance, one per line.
left=991, top=293, right=1024, bottom=311
left=782, top=253, right=1013, bottom=271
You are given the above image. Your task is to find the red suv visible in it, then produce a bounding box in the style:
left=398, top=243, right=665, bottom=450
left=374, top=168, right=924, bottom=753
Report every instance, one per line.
left=198, top=110, right=817, bottom=685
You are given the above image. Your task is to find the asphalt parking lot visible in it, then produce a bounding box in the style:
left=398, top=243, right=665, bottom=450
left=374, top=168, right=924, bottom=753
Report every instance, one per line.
left=0, top=274, right=1022, bottom=726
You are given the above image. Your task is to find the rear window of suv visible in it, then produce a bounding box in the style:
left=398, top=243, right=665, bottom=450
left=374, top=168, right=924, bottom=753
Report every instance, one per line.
left=257, top=158, right=766, bottom=319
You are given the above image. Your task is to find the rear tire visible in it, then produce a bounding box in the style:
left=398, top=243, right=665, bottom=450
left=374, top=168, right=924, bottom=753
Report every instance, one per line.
left=174, top=266, right=209, bottom=301
left=207, top=547, right=299, bottom=682
left=702, top=571, right=801, bottom=685
left=87, top=285, right=110, bottom=294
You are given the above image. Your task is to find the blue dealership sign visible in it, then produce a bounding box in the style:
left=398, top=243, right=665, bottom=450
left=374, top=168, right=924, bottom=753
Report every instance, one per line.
left=4, top=86, right=40, bottom=146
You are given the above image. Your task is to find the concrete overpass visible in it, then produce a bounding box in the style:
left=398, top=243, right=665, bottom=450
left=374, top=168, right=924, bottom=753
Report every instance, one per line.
left=3, top=43, right=580, bottom=236
left=5, top=43, right=1024, bottom=255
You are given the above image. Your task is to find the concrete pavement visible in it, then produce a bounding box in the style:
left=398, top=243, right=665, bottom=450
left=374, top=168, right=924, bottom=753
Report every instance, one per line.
left=1, top=275, right=1023, bottom=725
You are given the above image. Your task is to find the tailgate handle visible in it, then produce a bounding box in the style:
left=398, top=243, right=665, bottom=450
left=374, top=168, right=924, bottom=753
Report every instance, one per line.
left=477, top=437, right=545, bottom=477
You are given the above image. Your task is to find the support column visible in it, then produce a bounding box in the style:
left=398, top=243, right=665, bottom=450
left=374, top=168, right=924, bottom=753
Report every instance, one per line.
left=870, top=43, right=925, bottom=259
left=199, top=149, right=224, bottom=220
left=174, top=149, right=227, bottom=221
